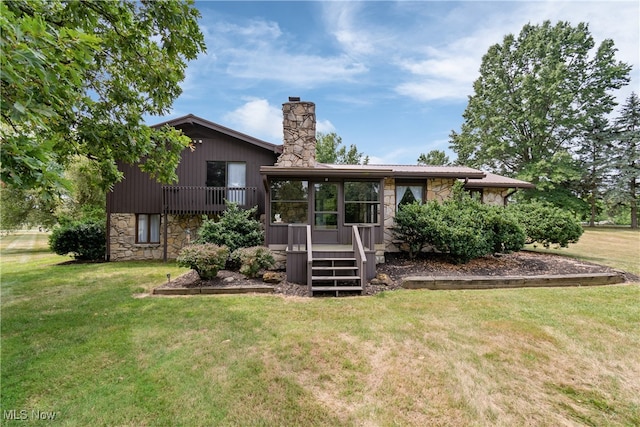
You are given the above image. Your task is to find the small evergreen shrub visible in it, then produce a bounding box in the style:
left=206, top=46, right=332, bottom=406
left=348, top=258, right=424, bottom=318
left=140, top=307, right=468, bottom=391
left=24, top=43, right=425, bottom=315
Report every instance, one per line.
left=49, top=220, right=106, bottom=261
left=485, top=209, right=526, bottom=253
left=231, top=246, right=275, bottom=278
left=176, top=244, right=229, bottom=280
left=507, top=201, right=584, bottom=248
left=196, top=203, right=264, bottom=253
left=392, top=202, right=436, bottom=259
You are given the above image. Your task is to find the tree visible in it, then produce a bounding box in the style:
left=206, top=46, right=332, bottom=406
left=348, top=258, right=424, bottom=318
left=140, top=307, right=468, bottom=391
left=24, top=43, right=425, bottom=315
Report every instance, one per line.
left=316, top=132, right=369, bottom=165
left=450, top=21, right=630, bottom=211
left=575, top=116, right=612, bottom=226
left=0, top=186, right=59, bottom=231
left=1, top=0, right=206, bottom=195
left=417, top=150, right=450, bottom=166
left=609, top=92, right=640, bottom=228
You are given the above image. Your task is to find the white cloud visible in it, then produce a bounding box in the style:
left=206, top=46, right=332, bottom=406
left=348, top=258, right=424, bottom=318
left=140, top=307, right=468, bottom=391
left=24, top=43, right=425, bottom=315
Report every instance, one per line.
left=223, top=98, right=282, bottom=141
left=316, top=119, right=336, bottom=134
left=192, top=12, right=369, bottom=88
left=393, top=1, right=639, bottom=103
left=321, top=2, right=379, bottom=57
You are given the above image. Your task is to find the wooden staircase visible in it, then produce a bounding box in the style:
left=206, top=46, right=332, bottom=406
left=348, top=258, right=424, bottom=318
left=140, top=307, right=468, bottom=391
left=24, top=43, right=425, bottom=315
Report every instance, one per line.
left=310, top=255, right=362, bottom=296
left=286, top=224, right=374, bottom=296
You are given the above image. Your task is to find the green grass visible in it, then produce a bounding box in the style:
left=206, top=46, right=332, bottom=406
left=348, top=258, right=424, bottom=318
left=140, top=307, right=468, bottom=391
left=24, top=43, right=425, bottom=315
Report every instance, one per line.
left=1, top=230, right=639, bottom=426
left=526, top=226, right=640, bottom=275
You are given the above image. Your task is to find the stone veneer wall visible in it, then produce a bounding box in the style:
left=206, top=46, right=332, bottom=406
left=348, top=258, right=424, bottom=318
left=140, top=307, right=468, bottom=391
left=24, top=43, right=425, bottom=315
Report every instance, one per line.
left=276, top=101, right=316, bottom=167
left=109, top=213, right=203, bottom=261
left=383, top=177, right=457, bottom=254
left=482, top=188, right=510, bottom=206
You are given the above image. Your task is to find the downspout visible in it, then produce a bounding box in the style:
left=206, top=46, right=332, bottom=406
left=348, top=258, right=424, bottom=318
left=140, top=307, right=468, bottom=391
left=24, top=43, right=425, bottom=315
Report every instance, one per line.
left=504, top=189, right=518, bottom=206
left=163, top=191, right=168, bottom=262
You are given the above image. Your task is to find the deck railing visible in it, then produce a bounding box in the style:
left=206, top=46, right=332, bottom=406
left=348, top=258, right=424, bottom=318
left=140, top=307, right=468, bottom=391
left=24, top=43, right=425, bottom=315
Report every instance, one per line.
left=162, top=186, right=257, bottom=214
left=352, top=225, right=366, bottom=288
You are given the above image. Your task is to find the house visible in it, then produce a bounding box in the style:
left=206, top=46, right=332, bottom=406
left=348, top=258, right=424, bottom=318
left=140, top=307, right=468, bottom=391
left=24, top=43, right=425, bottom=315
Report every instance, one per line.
left=106, top=114, right=281, bottom=261
left=107, top=98, right=533, bottom=294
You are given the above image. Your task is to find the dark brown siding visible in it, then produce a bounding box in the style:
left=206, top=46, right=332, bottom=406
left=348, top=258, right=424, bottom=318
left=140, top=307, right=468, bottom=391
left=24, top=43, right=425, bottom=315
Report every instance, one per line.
left=108, top=122, right=279, bottom=215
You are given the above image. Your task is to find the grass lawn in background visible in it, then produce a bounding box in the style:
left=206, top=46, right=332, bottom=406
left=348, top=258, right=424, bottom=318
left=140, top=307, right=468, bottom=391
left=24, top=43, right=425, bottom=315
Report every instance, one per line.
left=1, top=229, right=639, bottom=426
left=526, top=227, right=640, bottom=275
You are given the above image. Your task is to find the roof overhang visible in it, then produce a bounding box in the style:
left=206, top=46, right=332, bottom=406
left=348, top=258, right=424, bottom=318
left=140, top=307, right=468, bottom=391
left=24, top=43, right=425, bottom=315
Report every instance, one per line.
left=152, top=114, right=283, bottom=154
left=261, top=164, right=487, bottom=180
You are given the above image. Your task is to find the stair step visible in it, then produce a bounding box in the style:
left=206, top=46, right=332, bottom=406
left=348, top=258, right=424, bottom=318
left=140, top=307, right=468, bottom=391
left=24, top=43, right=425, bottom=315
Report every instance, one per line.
left=312, top=276, right=360, bottom=281
left=313, top=257, right=356, bottom=263
left=311, top=286, right=363, bottom=292
left=312, top=266, right=358, bottom=271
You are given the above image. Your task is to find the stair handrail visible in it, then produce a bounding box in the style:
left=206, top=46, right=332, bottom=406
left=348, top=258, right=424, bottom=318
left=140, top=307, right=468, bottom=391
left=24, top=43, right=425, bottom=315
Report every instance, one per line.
left=352, top=225, right=366, bottom=286
left=306, top=225, right=313, bottom=293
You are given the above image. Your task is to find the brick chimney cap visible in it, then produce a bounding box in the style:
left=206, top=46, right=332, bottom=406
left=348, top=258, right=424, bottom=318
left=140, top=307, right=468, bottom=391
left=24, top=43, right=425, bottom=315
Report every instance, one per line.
left=288, top=97, right=301, bottom=102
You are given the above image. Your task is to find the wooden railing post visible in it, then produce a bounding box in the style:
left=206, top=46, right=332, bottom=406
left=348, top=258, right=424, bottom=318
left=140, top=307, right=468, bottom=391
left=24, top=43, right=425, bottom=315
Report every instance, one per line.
left=306, top=225, right=313, bottom=295
left=352, top=226, right=366, bottom=287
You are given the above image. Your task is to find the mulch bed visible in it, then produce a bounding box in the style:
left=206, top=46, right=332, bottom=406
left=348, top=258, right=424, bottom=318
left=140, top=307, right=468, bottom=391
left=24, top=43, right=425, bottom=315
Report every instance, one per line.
left=153, top=251, right=638, bottom=297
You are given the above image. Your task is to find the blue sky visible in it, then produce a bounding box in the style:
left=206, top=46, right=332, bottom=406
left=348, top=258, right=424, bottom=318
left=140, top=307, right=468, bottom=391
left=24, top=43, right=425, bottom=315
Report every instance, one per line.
left=158, top=1, right=639, bottom=164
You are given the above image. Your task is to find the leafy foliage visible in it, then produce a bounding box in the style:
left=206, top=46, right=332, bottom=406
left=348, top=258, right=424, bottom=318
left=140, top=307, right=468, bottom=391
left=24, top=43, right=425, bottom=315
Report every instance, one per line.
left=231, top=246, right=276, bottom=278
left=176, top=244, right=229, bottom=280
left=507, top=202, right=584, bottom=248
left=316, top=132, right=369, bottom=165
left=393, top=186, right=525, bottom=263
left=196, top=203, right=264, bottom=253
left=48, top=220, right=106, bottom=261
left=1, top=0, right=205, bottom=194
left=450, top=21, right=630, bottom=212
left=417, top=150, right=450, bottom=166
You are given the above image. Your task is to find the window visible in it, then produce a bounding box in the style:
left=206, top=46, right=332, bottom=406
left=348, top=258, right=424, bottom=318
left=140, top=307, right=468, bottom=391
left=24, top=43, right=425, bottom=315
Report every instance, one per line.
left=137, top=214, right=160, bottom=244
left=344, top=181, right=380, bottom=224
left=314, top=183, right=338, bottom=230
left=270, top=180, right=308, bottom=224
left=396, top=185, right=424, bottom=210
left=206, top=161, right=247, bottom=204
left=468, top=188, right=483, bottom=202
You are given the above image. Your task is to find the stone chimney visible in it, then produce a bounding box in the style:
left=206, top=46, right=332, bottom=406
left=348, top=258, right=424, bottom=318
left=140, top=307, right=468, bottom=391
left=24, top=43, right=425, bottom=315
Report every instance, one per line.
left=276, top=97, right=316, bottom=167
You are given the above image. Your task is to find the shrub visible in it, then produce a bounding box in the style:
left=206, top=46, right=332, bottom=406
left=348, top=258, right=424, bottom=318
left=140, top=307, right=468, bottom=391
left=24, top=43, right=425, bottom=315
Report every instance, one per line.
left=393, top=189, right=525, bottom=264
left=176, top=244, right=229, bottom=280
left=49, top=220, right=106, bottom=261
left=507, top=201, right=584, bottom=248
left=196, top=203, right=263, bottom=253
left=391, top=202, right=436, bottom=259
left=231, top=246, right=275, bottom=278
left=485, top=208, right=526, bottom=253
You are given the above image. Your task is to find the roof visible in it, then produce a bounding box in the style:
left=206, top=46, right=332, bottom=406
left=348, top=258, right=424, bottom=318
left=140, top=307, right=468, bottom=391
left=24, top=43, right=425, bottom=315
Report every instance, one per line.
left=261, top=163, right=535, bottom=189
left=464, top=172, right=535, bottom=189
left=261, top=163, right=486, bottom=179
left=152, top=114, right=283, bottom=154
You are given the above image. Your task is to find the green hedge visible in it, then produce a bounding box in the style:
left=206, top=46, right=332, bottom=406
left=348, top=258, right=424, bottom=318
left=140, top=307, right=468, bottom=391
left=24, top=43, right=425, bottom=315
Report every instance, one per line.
left=49, top=220, right=106, bottom=261
left=393, top=188, right=584, bottom=263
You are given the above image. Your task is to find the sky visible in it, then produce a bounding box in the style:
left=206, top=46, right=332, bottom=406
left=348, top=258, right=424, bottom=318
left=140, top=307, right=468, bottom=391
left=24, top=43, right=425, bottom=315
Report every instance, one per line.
left=156, top=1, right=640, bottom=165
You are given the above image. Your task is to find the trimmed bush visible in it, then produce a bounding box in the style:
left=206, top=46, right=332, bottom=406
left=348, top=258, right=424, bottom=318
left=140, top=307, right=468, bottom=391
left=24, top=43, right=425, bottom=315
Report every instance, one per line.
left=196, top=203, right=263, bottom=253
left=176, top=244, right=229, bottom=280
left=507, top=201, right=584, bottom=248
left=393, top=186, right=525, bottom=263
left=49, top=220, right=106, bottom=261
left=231, top=246, right=275, bottom=278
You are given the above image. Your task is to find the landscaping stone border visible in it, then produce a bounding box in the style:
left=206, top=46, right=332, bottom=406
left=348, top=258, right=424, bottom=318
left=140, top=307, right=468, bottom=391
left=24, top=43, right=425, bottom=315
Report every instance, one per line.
left=402, top=272, right=625, bottom=290
left=153, top=285, right=275, bottom=296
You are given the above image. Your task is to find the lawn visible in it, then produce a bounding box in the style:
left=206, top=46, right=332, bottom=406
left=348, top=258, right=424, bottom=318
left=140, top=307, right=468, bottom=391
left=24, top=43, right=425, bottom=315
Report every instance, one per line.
left=526, top=226, right=640, bottom=275
left=1, top=229, right=639, bottom=426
